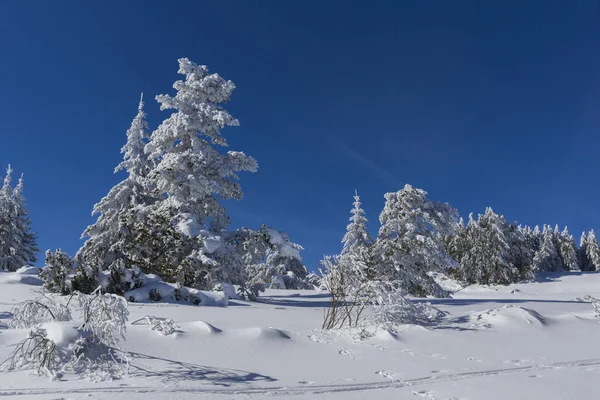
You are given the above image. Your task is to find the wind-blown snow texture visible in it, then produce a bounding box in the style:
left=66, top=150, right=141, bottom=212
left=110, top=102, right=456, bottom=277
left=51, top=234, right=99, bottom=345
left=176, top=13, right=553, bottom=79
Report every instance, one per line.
left=1, top=270, right=600, bottom=399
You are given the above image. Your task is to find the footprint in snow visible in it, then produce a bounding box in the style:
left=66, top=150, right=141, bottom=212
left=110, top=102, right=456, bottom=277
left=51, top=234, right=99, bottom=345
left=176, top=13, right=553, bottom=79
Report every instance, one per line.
left=430, top=353, right=447, bottom=360
left=412, top=390, right=436, bottom=399
left=504, top=359, right=529, bottom=366
left=308, top=334, right=326, bottom=343
left=465, top=356, right=482, bottom=362
left=298, top=380, right=315, bottom=385
left=375, top=370, right=397, bottom=380
left=402, top=349, right=416, bottom=356
left=339, top=349, right=357, bottom=359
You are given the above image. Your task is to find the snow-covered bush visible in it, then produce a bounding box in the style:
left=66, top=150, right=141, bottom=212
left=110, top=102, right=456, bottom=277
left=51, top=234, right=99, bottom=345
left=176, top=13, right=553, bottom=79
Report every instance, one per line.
left=321, top=255, right=372, bottom=329
left=131, top=315, right=178, bottom=336
left=321, top=255, right=442, bottom=334
left=40, top=249, right=74, bottom=295
left=1, top=289, right=129, bottom=381
left=73, top=288, right=129, bottom=348
left=577, top=295, right=600, bottom=318
left=9, top=294, right=71, bottom=329
left=361, top=283, right=445, bottom=333
left=1, top=325, right=67, bottom=378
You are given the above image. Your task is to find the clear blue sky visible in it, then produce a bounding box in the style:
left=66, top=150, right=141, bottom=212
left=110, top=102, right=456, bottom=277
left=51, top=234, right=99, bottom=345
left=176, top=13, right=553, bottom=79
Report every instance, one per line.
left=0, top=1, right=599, bottom=270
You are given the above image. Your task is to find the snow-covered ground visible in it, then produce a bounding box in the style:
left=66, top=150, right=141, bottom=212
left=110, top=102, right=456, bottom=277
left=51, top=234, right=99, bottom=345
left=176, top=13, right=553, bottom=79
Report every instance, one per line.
left=1, top=270, right=600, bottom=399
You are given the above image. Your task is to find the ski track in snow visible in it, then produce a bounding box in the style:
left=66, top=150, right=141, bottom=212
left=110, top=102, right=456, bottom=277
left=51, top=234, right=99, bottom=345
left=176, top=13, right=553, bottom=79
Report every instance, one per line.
left=2, top=357, right=600, bottom=397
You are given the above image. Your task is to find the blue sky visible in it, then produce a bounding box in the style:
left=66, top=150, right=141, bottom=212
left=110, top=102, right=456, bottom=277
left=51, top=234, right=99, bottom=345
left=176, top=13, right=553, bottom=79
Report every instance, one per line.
left=0, top=1, right=599, bottom=270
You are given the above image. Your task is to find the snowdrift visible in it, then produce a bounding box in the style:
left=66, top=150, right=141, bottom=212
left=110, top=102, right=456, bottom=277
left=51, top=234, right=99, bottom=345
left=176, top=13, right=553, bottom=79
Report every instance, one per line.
left=469, top=305, right=549, bottom=329
left=0, top=266, right=42, bottom=286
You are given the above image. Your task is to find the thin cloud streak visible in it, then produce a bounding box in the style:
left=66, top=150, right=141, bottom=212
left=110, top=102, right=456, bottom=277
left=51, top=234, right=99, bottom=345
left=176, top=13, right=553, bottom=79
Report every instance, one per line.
left=326, top=137, right=399, bottom=186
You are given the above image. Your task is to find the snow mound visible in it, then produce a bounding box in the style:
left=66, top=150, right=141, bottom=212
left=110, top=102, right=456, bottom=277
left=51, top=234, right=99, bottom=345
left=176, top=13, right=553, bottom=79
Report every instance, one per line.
left=40, top=321, right=82, bottom=348
left=125, top=275, right=228, bottom=307
left=236, top=327, right=291, bottom=341
left=430, top=272, right=464, bottom=293
left=15, top=266, right=41, bottom=275
left=0, top=271, right=42, bottom=286
left=189, top=321, right=222, bottom=335
left=370, top=329, right=401, bottom=342
left=469, top=305, right=549, bottom=329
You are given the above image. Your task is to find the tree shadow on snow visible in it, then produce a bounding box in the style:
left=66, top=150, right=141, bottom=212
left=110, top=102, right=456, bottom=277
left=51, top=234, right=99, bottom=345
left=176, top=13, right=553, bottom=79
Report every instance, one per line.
left=127, top=351, right=277, bottom=386
left=255, top=292, right=331, bottom=308
left=534, top=271, right=600, bottom=283
left=0, top=311, right=12, bottom=329
left=415, top=298, right=582, bottom=306
left=266, top=293, right=330, bottom=299
left=0, top=311, right=12, bottom=319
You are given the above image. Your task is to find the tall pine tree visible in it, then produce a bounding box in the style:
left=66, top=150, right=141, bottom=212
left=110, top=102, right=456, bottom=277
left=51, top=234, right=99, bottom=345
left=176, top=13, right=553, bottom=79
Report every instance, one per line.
left=0, top=166, right=37, bottom=271
left=533, top=225, right=563, bottom=272
left=140, top=58, right=258, bottom=289
left=77, top=94, right=155, bottom=292
left=340, top=191, right=374, bottom=279
left=585, top=230, right=600, bottom=271
left=558, top=227, right=579, bottom=271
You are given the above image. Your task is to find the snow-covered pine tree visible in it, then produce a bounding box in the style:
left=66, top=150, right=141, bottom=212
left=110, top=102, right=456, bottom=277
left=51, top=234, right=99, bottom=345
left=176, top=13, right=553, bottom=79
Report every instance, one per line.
left=521, top=225, right=541, bottom=258
left=77, top=94, right=155, bottom=292
left=0, top=165, right=17, bottom=271
left=145, top=58, right=258, bottom=233
left=558, top=227, right=579, bottom=271
left=12, top=176, right=38, bottom=267
left=579, top=231, right=589, bottom=271
left=458, top=208, right=517, bottom=285
left=446, top=216, right=476, bottom=278
left=585, top=230, right=600, bottom=271
left=453, top=214, right=478, bottom=281
left=372, top=184, right=458, bottom=297
left=262, top=226, right=308, bottom=289
left=533, top=225, right=564, bottom=272
left=340, top=191, right=374, bottom=279
left=40, top=249, right=74, bottom=295
left=0, top=167, right=38, bottom=271
left=320, top=192, right=374, bottom=302
left=227, top=225, right=307, bottom=298
left=141, top=58, right=258, bottom=289
left=505, top=222, right=534, bottom=281
left=115, top=93, right=153, bottom=180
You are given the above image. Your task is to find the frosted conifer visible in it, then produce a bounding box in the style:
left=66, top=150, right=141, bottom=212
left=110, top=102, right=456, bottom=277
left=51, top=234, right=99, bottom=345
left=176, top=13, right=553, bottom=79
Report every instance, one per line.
left=558, top=227, right=579, bottom=271
left=533, top=225, right=563, bottom=272
left=585, top=230, right=600, bottom=271
left=372, top=185, right=458, bottom=297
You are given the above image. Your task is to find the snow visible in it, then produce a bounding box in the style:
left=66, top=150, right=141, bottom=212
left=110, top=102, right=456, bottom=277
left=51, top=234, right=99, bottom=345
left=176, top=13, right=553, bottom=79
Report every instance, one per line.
left=40, top=321, right=81, bottom=348
left=198, top=230, right=222, bottom=253
left=0, top=266, right=42, bottom=285
left=124, top=274, right=228, bottom=306
left=2, top=271, right=600, bottom=399
left=263, top=226, right=301, bottom=260
left=15, top=266, right=41, bottom=275
left=176, top=214, right=202, bottom=239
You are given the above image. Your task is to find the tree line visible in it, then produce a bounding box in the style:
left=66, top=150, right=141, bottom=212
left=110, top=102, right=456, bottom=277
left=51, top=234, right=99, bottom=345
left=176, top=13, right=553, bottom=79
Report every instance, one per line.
left=1, top=58, right=597, bottom=305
